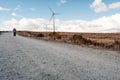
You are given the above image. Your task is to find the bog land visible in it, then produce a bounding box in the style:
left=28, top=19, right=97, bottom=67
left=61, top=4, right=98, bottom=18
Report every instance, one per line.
left=17, top=31, right=120, bottom=51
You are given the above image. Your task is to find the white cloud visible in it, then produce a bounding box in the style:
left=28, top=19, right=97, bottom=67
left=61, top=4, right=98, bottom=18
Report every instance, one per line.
left=0, top=7, right=10, bottom=12
left=109, top=2, right=120, bottom=9
left=90, top=0, right=120, bottom=13
left=30, top=8, right=35, bottom=11
left=14, top=8, right=19, bottom=11
left=14, top=5, right=21, bottom=12
left=11, top=12, right=17, bottom=17
left=2, top=13, right=120, bottom=32
left=90, top=0, right=108, bottom=13
left=58, top=0, right=67, bottom=6
left=11, top=12, right=23, bottom=18
left=91, top=14, right=120, bottom=32
left=60, top=0, right=67, bottom=4
left=3, top=18, right=48, bottom=31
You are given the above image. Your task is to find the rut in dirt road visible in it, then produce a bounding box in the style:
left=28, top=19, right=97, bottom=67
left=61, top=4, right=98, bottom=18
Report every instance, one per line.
left=0, top=32, right=120, bottom=80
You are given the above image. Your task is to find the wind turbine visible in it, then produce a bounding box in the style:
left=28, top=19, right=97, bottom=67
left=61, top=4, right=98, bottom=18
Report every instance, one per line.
left=49, top=7, right=59, bottom=35
left=44, top=24, right=47, bottom=32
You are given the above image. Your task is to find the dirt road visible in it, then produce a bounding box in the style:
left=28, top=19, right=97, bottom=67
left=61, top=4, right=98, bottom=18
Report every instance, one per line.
left=0, top=32, right=120, bottom=80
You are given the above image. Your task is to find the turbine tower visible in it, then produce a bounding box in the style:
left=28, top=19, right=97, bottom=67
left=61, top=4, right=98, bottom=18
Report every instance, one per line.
left=45, top=24, right=47, bottom=32
left=49, top=7, right=59, bottom=35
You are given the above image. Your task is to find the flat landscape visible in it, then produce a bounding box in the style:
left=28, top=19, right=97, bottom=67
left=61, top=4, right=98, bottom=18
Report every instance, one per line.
left=17, top=31, right=120, bottom=51
left=0, top=0, right=120, bottom=80
left=0, top=32, right=120, bottom=80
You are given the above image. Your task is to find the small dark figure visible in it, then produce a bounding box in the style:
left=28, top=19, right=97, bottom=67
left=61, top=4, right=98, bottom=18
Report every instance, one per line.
left=13, top=28, right=16, bottom=36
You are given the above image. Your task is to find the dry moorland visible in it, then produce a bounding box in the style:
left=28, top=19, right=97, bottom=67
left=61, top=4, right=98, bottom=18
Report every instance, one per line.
left=17, top=31, right=120, bottom=51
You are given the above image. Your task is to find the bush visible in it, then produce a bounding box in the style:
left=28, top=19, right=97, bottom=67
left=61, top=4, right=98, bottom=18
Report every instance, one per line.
left=114, top=40, right=120, bottom=50
left=55, top=33, right=61, bottom=39
left=115, top=40, right=120, bottom=44
left=49, top=32, right=53, bottom=37
left=36, top=33, right=44, bottom=37
left=49, top=32, right=61, bottom=39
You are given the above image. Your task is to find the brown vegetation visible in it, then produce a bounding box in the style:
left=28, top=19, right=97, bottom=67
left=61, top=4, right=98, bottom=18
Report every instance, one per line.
left=72, top=34, right=120, bottom=51
left=17, top=31, right=120, bottom=51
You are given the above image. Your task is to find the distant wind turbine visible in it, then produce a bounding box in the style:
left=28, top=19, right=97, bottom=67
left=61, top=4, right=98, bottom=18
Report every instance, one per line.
left=49, top=7, right=59, bottom=34
left=45, top=24, right=47, bottom=32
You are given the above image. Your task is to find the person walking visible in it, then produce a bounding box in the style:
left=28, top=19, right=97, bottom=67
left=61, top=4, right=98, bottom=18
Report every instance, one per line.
left=13, top=28, right=16, bottom=36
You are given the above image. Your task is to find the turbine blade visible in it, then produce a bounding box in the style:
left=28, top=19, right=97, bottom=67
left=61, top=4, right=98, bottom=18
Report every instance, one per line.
left=48, top=7, right=54, bottom=13
left=49, top=15, right=53, bottom=22
left=54, top=13, right=60, bottom=15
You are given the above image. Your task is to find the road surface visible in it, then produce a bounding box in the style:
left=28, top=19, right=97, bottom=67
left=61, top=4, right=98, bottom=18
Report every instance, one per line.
left=0, top=32, right=120, bottom=80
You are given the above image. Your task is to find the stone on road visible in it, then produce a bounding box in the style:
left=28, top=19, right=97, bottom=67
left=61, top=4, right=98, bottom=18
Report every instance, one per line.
left=0, top=32, right=120, bottom=80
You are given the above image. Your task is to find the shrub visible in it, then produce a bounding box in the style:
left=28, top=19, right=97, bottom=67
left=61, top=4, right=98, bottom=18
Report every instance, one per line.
left=55, top=33, right=61, bottom=39
left=49, top=32, right=61, bottom=39
left=36, top=33, right=44, bottom=37
left=49, top=32, right=53, bottom=37
left=114, top=40, right=120, bottom=50
left=72, top=34, right=85, bottom=45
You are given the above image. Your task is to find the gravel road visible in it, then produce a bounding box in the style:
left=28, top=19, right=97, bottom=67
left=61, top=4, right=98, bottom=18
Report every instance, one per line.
left=0, top=32, right=120, bottom=80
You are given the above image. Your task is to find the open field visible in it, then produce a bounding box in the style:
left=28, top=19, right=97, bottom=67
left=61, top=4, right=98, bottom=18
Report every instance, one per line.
left=0, top=32, right=120, bottom=80
left=17, top=31, right=120, bottom=51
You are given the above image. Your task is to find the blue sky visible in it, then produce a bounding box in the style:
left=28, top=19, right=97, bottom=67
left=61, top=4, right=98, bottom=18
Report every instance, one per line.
left=0, top=0, right=120, bottom=32
left=0, top=0, right=120, bottom=21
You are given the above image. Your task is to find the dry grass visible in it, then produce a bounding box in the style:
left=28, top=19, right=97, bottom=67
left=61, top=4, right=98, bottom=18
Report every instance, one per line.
left=17, top=31, right=120, bottom=51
